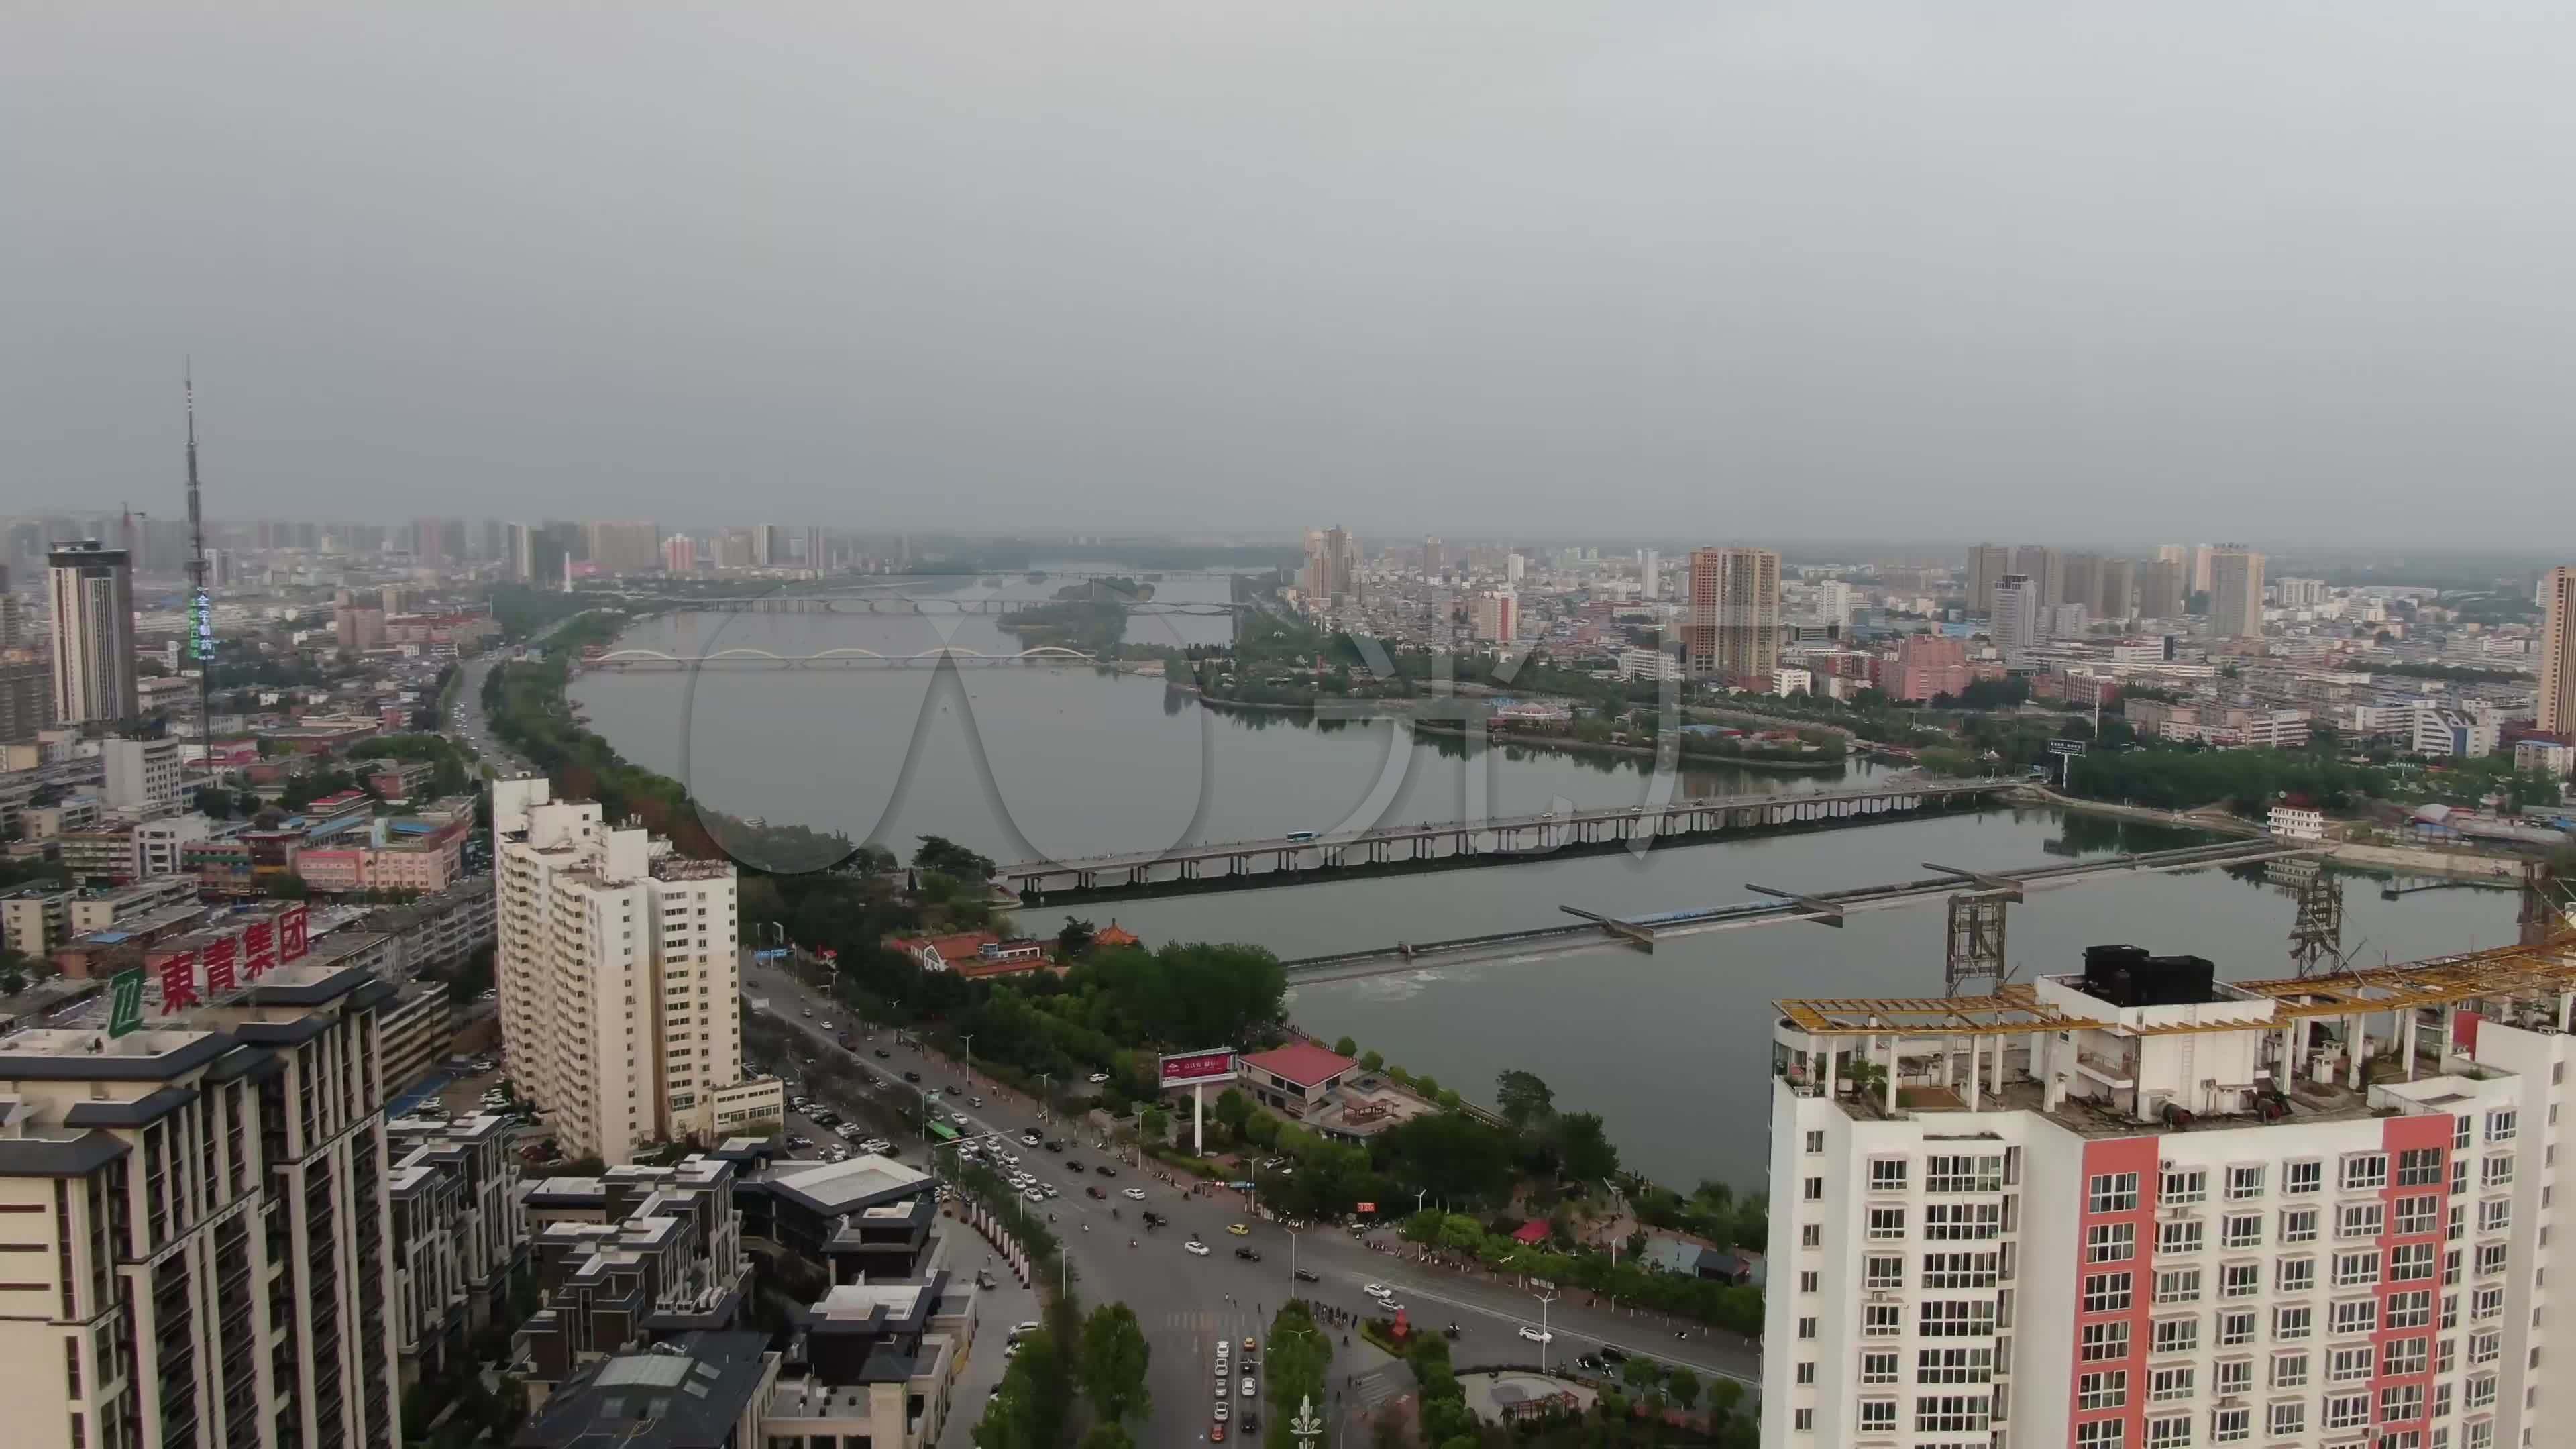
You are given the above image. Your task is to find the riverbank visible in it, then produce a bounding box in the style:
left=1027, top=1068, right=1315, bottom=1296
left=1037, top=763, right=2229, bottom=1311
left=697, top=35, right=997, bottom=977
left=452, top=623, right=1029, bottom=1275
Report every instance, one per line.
left=1408, top=719, right=1844, bottom=772
left=2010, top=784, right=2265, bottom=835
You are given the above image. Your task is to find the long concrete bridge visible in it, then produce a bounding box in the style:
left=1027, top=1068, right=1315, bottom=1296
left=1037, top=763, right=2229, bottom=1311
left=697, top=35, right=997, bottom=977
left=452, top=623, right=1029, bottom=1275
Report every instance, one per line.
left=581, top=645, right=1128, bottom=671
left=1003, top=780, right=2015, bottom=900
left=590, top=594, right=1247, bottom=616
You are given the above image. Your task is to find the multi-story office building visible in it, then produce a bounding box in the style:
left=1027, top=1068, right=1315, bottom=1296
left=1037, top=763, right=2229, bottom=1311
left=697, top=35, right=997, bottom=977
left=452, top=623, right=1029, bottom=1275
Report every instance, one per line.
left=2013, top=546, right=2066, bottom=610
left=2538, top=566, right=2576, bottom=738
left=1472, top=590, right=1519, bottom=643
left=2139, top=558, right=2188, bottom=621
left=1990, top=574, right=2041, bottom=667
left=1764, top=938, right=2576, bottom=1449
left=386, top=1110, right=525, bottom=1384
left=47, top=541, right=137, bottom=724
left=1887, top=635, right=1972, bottom=704
left=101, top=737, right=182, bottom=816
left=492, top=778, right=778, bottom=1163
left=2209, top=547, right=2267, bottom=641
left=0, top=885, right=71, bottom=957
left=0, top=957, right=403, bottom=1449
left=662, top=534, right=698, bottom=574
left=1684, top=546, right=1782, bottom=685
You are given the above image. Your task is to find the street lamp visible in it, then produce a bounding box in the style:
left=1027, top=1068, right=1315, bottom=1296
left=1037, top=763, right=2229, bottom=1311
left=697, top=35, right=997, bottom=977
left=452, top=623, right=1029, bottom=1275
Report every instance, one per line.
left=961, top=1034, right=975, bottom=1087
left=1037, top=1073, right=1054, bottom=1123
left=1285, top=1223, right=1303, bottom=1299
left=1531, top=1285, right=1560, bottom=1375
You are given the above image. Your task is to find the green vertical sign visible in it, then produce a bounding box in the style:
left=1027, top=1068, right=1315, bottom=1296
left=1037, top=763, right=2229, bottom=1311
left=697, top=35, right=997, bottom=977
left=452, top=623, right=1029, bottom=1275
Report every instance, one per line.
left=108, top=968, right=144, bottom=1038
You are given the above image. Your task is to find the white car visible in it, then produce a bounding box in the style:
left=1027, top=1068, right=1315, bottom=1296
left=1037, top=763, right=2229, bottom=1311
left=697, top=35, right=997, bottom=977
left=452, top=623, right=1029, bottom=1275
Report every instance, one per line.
left=1379, top=1301, right=1405, bottom=1313
left=1518, top=1326, right=1553, bottom=1344
left=1023, top=1187, right=1044, bottom=1203
left=1185, top=1240, right=1211, bottom=1256
left=1087, top=1073, right=1110, bottom=1084
left=950, top=1112, right=969, bottom=1126
left=1240, top=1376, right=1255, bottom=1397
left=1364, top=1283, right=1392, bottom=1299
left=1213, top=1403, right=1229, bottom=1423
left=1122, top=1187, right=1147, bottom=1201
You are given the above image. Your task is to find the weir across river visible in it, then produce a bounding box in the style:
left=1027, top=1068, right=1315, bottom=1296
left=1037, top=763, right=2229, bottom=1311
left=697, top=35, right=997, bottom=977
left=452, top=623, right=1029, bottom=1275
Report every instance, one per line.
left=1002, top=779, right=2015, bottom=902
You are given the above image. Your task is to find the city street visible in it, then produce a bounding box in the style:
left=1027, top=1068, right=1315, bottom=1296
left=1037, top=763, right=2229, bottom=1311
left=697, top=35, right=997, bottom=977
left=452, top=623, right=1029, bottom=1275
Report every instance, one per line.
left=743, top=957, right=1759, bottom=1445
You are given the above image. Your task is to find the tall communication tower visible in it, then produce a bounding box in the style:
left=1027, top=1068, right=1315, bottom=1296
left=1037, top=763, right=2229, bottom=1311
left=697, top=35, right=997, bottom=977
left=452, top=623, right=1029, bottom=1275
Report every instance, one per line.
left=184, top=370, right=215, bottom=754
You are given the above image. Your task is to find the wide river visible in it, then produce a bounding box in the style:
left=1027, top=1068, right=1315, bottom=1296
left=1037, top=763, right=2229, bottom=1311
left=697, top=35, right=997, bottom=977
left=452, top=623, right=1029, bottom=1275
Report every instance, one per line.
left=574, top=574, right=2525, bottom=1188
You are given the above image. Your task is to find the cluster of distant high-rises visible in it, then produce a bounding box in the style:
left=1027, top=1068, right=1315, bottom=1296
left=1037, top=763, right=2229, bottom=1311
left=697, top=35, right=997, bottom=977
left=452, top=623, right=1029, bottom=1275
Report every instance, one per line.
left=1966, top=543, right=2266, bottom=661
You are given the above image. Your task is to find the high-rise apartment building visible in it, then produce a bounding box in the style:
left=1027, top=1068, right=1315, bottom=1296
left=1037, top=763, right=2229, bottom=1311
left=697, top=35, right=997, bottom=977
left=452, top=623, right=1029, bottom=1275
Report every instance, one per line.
left=2061, top=554, right=2102, bottom=621
left=1472, top=590, right=1519, bottom=643
left=102, top=737, right=183, bottom=815
left=1967, top=545, right=2014, bottom=615
left=492, top=779, right=781, bottom=1164
left=2275, top=577, right=2330, bottom=610
left=582, top=521, right=662, bottom=576
left=715, top=528, right=757, bottom=570
left=2012, top=546, right=2066, bottom=610
left=46, top=541, right=137, bottom=724
left=663, top=534, right=698, bottom=574
left=800, top=525, right=828, bottom=573
left=2208, top=546, right=2267, bottom=640
left=1763, top=939, right=2576, bottom=1449
left=0, top=659, right=52, bottom=744
left=0, top=957, right=404, bottom=1449
left=1684, top=546, right=1782, bottom=684
left=0, top=564, right=21, bottom=649
left=2139, top=558, right=2188, bottom=620
left=1990, top=574, right=2040, bottom=666
left=2538, top=567, right=2576, bottom=738
left=1640, top=549, right=1661, bottom=600
left=1300, top=527, right=1364, bottom=606
left=2097, top=558, right=2137, bottom=623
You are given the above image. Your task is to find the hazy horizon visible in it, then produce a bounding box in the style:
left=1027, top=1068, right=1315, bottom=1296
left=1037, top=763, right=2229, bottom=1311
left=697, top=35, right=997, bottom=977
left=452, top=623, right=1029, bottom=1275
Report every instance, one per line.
left=9, top=5, right=2575, bottom=544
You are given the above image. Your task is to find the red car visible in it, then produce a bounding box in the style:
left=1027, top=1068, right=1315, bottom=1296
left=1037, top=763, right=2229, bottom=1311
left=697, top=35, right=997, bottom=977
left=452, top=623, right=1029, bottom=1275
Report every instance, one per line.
left=1210, top=1424, right=1226, bottom=1443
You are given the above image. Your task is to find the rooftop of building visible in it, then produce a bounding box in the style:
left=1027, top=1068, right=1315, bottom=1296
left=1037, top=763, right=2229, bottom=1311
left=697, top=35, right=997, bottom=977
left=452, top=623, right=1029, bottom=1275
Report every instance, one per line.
left=1239, top=1040, right=1358, bottom=1088
left=754, top=1152, right=932, bottom=1216
left=515, top=1331, right=774, bottom=1449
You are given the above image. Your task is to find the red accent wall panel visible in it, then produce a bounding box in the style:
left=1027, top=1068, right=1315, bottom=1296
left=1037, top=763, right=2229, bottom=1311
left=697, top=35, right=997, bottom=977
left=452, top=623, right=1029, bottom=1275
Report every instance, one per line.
left=2070, top=1136, right=2161, bottom=1448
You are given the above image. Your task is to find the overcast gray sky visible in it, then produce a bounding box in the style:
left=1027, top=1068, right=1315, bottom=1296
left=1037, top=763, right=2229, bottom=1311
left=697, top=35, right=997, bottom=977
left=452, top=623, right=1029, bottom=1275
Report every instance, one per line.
left=5, top=3, right=2572, bottom=543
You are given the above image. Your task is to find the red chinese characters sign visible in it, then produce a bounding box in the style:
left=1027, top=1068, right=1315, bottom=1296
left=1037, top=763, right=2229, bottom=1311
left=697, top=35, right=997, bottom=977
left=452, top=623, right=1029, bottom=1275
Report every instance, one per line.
left=159, top=951, right=199, bottom=1011
left=1158, top=1049, right=1237, bottom=1087
left=278, top=904, right=310, bottom=963
left=203, top=936, right=238, bottom=995
left=242, top=920, right=276, bottom=979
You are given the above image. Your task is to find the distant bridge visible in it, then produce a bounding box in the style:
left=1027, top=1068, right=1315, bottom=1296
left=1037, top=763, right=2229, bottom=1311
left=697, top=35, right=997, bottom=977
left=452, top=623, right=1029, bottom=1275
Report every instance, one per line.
left=582, top=646, right=1122, bottom=671
left=584, top=594, right=1248, bottom=617
left=1004, top=780, right=2017, bottom=899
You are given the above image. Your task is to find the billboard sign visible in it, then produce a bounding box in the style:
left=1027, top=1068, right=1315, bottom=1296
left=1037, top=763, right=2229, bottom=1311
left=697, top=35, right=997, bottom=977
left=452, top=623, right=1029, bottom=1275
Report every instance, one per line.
left=2047, top=739, right=2088, bottom=757
left=1159, top=1049, right=1236, bottom=1087
left=108, top=969, right=144, bottom=1038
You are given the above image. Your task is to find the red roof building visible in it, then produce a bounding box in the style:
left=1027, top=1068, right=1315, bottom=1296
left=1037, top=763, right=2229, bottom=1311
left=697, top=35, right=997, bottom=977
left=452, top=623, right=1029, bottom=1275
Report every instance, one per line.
left=887, top=931, right=1061, bottom=980
left=1236, top=1042, right=1358, bottom=1112
left=1093, top=920, right=1142, bottom=949
left=1510, top=1220, right=1552, bottom=1246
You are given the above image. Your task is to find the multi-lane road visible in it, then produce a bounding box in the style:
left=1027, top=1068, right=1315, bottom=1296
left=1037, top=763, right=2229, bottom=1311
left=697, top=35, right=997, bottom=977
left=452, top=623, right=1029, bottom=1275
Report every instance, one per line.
left=743, top=957, right=1759, bottom=1446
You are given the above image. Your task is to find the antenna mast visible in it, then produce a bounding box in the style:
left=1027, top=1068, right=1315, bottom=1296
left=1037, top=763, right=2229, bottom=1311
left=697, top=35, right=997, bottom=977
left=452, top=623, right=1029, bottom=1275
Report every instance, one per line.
left=184, top=369, right=215, bottom=767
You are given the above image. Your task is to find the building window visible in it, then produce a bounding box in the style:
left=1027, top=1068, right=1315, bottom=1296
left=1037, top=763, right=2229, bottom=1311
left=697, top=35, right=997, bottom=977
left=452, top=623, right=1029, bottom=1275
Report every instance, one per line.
left=2480, top=1155, right=2513, bottom=1189
left=1862, top=1305, right=1899, bottom=1337
left=2161, top=1166, right=2208, bottom=1205
left=2213, top=1358, right=2253, bottom=1396
left=2467, top=1328, right=2501, bottom=1365
left=1868, top=1207, right=1907, bottom=1240
left=1925, top=1202, right=2002, bottom=1240
left=2485, top=1109, right=2516, bottom=1143
left=1856, top=1399, right=1896, bottom=1432
left=2339, top=1202, right=2385, bottom=1240
left=2271, top=1350, right=2309, bottom=1388
left=2324, top=1392, right=2372, bottom=1430
left=2328, top=1297, right=2378, bottom=1336
left=2329, top=1344, right=2375, bottom=1383
left=1916, top=1347, right=1994, bottom=1384
left=2210, top=1406, right=2250, bottom=1443
left=1859, top=1350, right=1899, bottom=1385
left=1917, top=1300, right=1996, bottom=1338
left=2222, top=1213, right=2262, bottom=1249
left=2090, top=1171, right=2141, bottom=1214
left=2267, top=1400, right=2306, bottom=1437
left=2396, top=1193, right=2440, bottom=1236
left=2392, top=1242, right=2436, bottom=1282
left=2226, top=1163, right=2265, bottom=1200
left=2277, top=1256, right=2316, bottom=1293
left=2385, top=1336, right=2428, bottom=1377
left=2398, top=1146, right=2444, bottom=1187
left=2151, top=1365, right=2196, bottom=1402
left=1801, top=1223, right=1823, bottom=1249
left=1926, top=1153, right=2004, bottom=1193
left=1801, top=1177, right=1823, bottom=1201
left=2145, top=1413, right=2192, bottom=1448
left=2465, top=1373, right=2497, bottom=1410
left=2090, top=1221, right=2138, bottom=1263
left=2078, top=1370, right=2129, bottom=1410
left=2157, top=1267, right=2204, bottom=1305
left=2343, top=1153, right=2389, bottom=1191
left=2274, top=1304, right=2312, bottom=1340
left=1869, top=1157, right=1909, bottom=1191
left=2381, top=1383, right=2425, bottom=1422
left=2217, top=1311, right=2255, bottom=1347
left=2477, top=1198, right=2511, bottom=1234
left=1923, top=1251, right=1998, bottom=1289
left=2085, top=1271, right=2135, bottom=1313
left=2151, top=1316, right=2200, bottom=1356
left=1805, top=1130, right=1824, bottom=1155
left=1796, top=1316, right=1818, bottom=1340
left=2387, top=1289, right=2432, bottom=1328
left=2470, top=1284, right=2504, bottom=1319
left=2082, top=1321, right=2132, bottom=1362
left=2334, top=1250, right=2383, bottom=1287
left=2285, top=1158, right=2322, bottom=1194
left=2078, top=1421, right=2126, bottom=1448
left=2282, top=1205, right=2319, bottom=1244
left=2220, top=1261, right=2260, bottom=1298
left=1864, top=1255, right=1903, bottom=1290
left=1913, top=1395, right=1990, bottom=1434
left=2473, top=1242, right=2508, bottom=1277
left=2159, top=1219, right=2204, bottom=1256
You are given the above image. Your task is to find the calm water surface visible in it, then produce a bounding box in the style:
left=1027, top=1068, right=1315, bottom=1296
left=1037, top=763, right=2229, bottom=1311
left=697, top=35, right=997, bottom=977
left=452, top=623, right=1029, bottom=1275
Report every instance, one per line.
left=574, top=588, right=2527, bottom=1188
